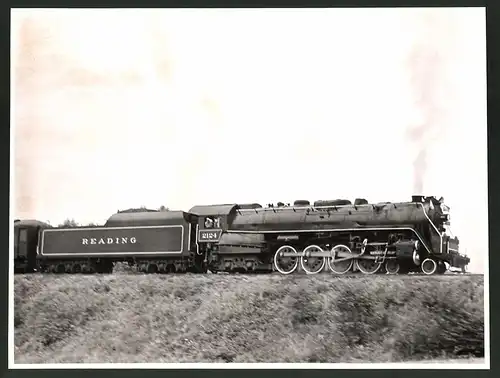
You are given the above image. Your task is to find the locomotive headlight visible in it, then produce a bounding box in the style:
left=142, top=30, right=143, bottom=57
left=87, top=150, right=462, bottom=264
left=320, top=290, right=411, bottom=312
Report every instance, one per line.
left=440, top=203, right=450, bottom=214
left=439, top=203, right=450, bottom=224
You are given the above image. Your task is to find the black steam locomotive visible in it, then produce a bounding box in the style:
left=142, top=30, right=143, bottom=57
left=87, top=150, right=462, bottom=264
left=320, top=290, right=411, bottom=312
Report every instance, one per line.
left=13, top=195, right=470, bottom=276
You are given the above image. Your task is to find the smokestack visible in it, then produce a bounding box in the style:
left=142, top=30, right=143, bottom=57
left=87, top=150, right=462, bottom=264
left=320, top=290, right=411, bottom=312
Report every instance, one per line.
left=412, top=195, right=424, bottom=203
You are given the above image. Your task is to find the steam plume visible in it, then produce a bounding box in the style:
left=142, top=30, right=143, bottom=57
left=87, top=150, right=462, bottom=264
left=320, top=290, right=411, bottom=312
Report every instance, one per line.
left=406, top=10, right=458, bottom=194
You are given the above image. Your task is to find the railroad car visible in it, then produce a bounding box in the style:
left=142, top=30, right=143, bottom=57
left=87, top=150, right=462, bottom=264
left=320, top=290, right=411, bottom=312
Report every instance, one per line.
left=12, top=195, right=470, bottom=275
left=14, top=219, right=51, bottom=273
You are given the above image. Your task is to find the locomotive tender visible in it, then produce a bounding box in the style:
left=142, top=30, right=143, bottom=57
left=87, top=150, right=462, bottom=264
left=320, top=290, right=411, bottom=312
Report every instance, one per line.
left=13, top=195, right=470, bottom=275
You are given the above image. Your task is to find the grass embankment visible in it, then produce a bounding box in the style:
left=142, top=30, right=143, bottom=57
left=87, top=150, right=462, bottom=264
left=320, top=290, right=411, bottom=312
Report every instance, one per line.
left=14, top=271, right=484, bottom=364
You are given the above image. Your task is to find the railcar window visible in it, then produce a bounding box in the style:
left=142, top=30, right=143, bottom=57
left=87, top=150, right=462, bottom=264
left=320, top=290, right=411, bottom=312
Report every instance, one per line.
left=19, top=229, right=28, bottom=243
left=14, top=229, right=18, bottom=248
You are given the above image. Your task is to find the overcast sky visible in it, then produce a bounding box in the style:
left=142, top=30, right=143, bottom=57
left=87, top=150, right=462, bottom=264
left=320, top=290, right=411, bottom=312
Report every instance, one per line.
left=11, top=8, right=487, bottom=272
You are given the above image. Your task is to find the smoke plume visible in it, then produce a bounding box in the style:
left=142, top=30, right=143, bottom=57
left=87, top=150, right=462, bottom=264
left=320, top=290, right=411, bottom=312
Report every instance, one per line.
left=406, top=10, right=458, bottom=194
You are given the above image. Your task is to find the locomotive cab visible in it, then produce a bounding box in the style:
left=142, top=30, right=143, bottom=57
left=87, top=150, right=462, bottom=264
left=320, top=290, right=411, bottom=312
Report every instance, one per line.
left=188, top=204, right=242, bottom=270
left=189, top=204, right=238, bottom=243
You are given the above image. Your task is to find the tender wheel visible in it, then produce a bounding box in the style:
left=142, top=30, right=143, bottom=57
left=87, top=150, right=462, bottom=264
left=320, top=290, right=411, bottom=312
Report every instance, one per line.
left=147, top=263, right=158, bottom=274
left=166, top=264, right=176, bottom=273
left=385, top=260, right=400, bottom=274
left=421, top=258, right=438, bottom=275
left=328, top=244, right=353, bottom=274
left=356, top=258, right=382, bottom=274
left=56, top=264, right=66, bottom=274
left=300, top=245, right=326, bottom=275
left=71, top=264, right=82, bottom=274
left=274, top=245, right=299, bottom=275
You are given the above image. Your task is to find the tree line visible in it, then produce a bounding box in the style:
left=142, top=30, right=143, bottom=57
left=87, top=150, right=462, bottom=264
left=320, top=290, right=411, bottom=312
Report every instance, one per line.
left=57, top=205, right=170, bottom=227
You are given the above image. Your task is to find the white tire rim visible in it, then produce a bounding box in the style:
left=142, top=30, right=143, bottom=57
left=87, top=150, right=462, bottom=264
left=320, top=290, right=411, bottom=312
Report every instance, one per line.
left=356, top=259, right=382, bottom=274
left=328, top=244, right=353, bottom=274
left=300, top=245, right=326, bottom=275
left=273, top=245, right=298, bottom=275
left=385, top=260, right=400, bottom=274
left=421, top=258, right=437, bottom=275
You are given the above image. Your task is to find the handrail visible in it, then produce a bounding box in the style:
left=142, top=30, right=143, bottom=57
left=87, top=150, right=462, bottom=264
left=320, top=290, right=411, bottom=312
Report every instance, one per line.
left=415, top=203, right=443, bottom=254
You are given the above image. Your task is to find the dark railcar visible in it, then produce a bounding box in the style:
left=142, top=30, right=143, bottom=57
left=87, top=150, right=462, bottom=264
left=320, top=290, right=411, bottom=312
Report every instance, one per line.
left=14, top=219, right=51, bottom=273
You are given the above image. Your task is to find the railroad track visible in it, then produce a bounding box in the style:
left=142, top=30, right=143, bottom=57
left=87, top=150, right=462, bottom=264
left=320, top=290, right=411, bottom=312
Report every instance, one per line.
left=254, top=272, right=482, bottom=278
left=22, top=267, right=482, bottom=277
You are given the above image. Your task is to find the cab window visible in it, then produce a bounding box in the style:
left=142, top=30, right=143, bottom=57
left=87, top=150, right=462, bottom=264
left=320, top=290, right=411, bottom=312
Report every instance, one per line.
left=204, top=217, right=214, bottom=228
left=204, top=216, right=221, bottom=229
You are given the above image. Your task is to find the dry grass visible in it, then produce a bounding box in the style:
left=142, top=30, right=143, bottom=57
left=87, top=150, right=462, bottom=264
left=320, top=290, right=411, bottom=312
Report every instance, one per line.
left=14, top=270, right=484, bottom=364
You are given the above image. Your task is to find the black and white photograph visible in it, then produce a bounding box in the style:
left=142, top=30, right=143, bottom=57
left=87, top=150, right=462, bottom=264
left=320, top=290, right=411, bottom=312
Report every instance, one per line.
left=10, top=7, right=488, bottom=368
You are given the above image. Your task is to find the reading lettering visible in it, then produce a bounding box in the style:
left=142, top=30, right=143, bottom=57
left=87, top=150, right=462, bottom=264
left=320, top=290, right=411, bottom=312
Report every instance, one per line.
left=81, top=236, right=137, bottom=245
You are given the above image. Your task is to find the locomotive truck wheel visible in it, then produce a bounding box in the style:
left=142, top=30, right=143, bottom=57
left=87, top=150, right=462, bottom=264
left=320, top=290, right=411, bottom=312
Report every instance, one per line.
left=327, top=245, right=353, bottom=274
left=421, top=258, right=438, bottom=275
left=274, top=245, right=299, bottom=275
left=356, top=258, right=382, bottom=274
left=300, top=245, right=326, bottom=275
left=436, top=261, right=447, bottom=274
left=147, top=263, right=158, bottom=274
left=385, top=260, right=400, bottom=274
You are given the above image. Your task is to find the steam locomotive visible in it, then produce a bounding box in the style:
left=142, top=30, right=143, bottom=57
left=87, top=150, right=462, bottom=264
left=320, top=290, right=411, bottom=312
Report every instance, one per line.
left=13, top=195, right=470, bottom=276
